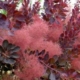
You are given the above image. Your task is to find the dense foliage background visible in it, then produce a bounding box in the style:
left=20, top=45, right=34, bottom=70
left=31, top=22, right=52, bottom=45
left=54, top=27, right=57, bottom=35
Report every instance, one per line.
left=0, top=0, right=80, bottom=80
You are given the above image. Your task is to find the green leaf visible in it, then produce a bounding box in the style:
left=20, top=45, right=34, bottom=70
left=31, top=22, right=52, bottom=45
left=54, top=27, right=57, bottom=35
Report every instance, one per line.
left=20, top=0, right=23, bottom=3
left=0, top=9, right=7, bottom=16
left=38, top=0, right=42, bottom=2
left=0, top=75, right=2, bottom=80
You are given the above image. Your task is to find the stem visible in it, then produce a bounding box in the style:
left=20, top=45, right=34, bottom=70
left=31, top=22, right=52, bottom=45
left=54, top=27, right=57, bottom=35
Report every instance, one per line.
left=2, top=51, right=9, bottom=58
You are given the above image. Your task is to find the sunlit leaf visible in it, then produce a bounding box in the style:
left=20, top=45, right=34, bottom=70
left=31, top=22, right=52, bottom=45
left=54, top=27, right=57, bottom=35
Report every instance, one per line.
left=0, top=9, right=7, bottom=16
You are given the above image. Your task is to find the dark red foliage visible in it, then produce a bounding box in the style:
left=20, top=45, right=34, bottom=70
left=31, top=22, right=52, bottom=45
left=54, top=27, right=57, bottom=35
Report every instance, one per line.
left=59, top=4, right=80, bottom=53
left=0, top=0, right=40, bottom=29
left=0, top=0, right=80, bottom=80
left=42, top=0, right=68, bottom=24
left=0, top=14, right=10, bottom=29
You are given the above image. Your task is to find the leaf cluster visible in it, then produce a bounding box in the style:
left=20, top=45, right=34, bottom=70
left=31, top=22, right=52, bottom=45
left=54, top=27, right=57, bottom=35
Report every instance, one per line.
left=42, top=0, right=68, bottom=24
left=0, top=40, right=20, bottom=75
left=0, top=0, right=40, bottom=30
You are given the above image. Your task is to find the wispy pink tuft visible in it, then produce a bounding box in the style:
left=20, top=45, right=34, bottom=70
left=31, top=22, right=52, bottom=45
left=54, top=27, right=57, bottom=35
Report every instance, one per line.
left=71, top=57, right=80, bottom=70
left=7, top=29, right=32, bottom=51
left=28, top=20, right=49, bottom=39
left=48, top=27, right=63, bottom=41
left=30, top=39, right=62, bottom=57
left=15, top=54, right=45, bottom=80
left=48, top=20, right=63, bottom=41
